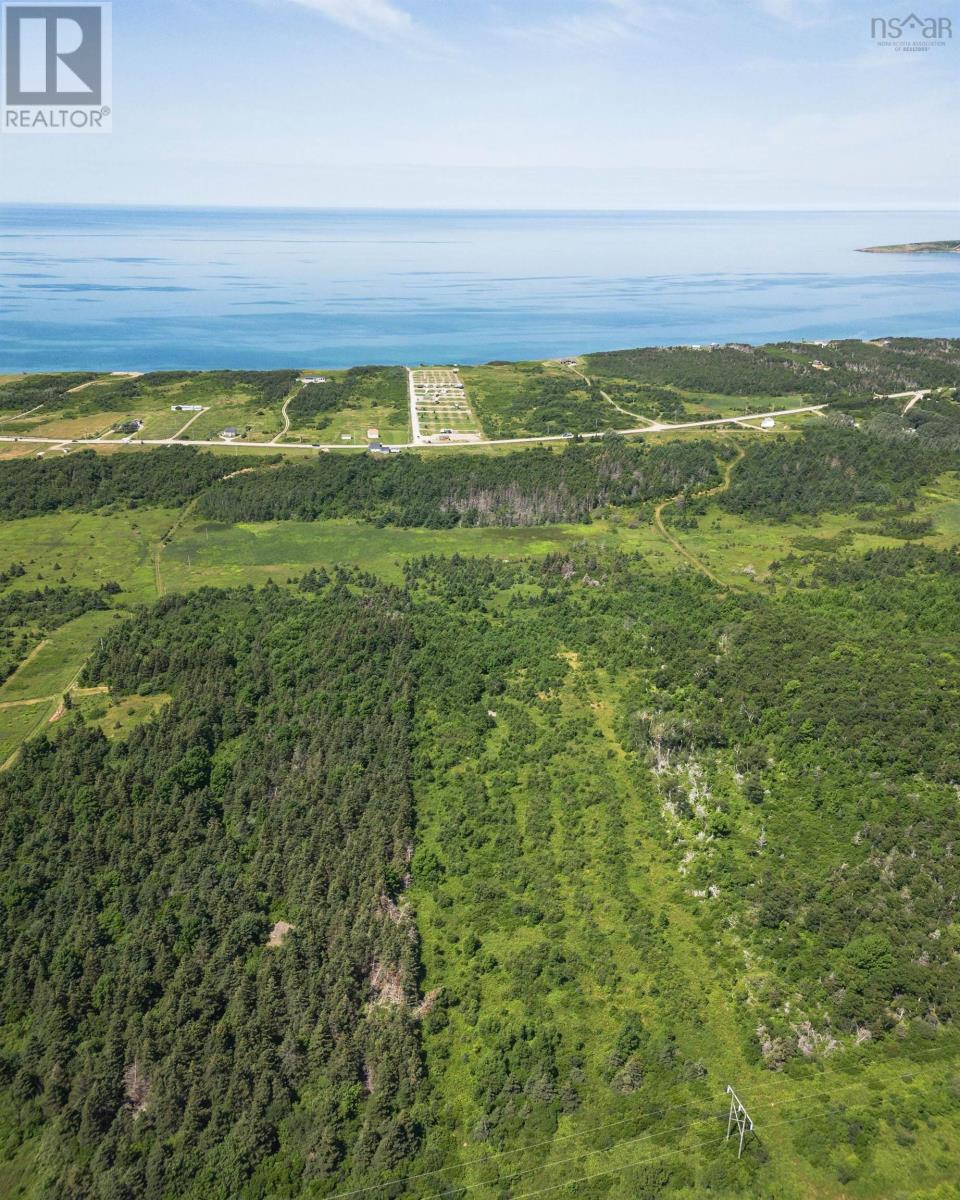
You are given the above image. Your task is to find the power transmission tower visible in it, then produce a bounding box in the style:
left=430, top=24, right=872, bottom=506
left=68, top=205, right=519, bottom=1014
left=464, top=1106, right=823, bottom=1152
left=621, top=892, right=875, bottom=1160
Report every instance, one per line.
left=725, top=1085, right=754, bottom=1159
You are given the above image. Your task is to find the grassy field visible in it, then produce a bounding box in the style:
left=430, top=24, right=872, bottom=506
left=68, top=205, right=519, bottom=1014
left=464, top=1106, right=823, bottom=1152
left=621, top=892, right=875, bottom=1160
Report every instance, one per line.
left=459, top=360, right=817, bottom=437
left=0, top=609, right=122, bottom=705
left=170, top=387, right=287, bottom=443
left=161, top=516, right=671, bottom=587
left=0, top=702, right=50, bottom=767
left=0, top=508, right=174, bottom=604
left=463, top=360, right=617, bottom=437
left=69, top=689, right=172, bottom=739
left=285, top=396, right=408, bottom=446
left=0, top=609, right=124, bottom=765
left=669, top=470, right=960, bottom=587
left=283, top=367, right=409, bottom=445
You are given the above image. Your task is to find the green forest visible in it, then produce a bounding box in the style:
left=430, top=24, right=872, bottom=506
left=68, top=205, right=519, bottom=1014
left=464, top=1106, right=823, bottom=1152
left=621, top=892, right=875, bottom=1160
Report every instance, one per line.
left=586, top=338, right=960, bottom=398
left=1, top=342, right=959, bottom=1200
left=195, top=439, right=723, bottom=527
left=0, top=449, right=270, bottom=521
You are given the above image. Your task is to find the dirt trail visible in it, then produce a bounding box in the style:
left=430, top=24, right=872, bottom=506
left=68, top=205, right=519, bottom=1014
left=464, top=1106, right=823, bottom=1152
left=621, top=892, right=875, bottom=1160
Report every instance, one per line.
left=565, top=363, right=659, bottom=426
left=167, top=407, right=208, bottom=441
left=153, top=496, right=202, bottom=596
left=1, top=638, right=49, bottom=691
left=272, top=387, right=301, bottom=444
left=900, top=389, right=929, bottom=415
left=0, top=402, right=46, bottom=425
left=152, top=460, right=283, bottom=595
left=0, top=696, right=54, bottom=711
left=653, top=445, right=745, bottom=587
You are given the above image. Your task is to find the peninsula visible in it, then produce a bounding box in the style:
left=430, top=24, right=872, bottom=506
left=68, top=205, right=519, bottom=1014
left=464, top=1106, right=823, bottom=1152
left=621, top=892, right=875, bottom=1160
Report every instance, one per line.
left=859, top=240, right=960, bottom=254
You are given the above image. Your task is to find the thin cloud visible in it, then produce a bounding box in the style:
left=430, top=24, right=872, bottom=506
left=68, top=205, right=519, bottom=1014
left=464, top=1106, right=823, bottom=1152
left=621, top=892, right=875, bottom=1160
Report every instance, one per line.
left=280, top=0, right=415, bottom=39
left=502, top=0, right=683, bottom=46
left=502, top=0, right=838, bottom=45
left=750, top=0, right=835, bottom=26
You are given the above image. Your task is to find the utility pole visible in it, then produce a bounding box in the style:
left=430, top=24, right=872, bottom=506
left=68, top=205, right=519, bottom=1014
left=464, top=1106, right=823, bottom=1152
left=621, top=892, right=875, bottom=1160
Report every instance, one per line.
left=725, top=1085, right=754, bottom=1159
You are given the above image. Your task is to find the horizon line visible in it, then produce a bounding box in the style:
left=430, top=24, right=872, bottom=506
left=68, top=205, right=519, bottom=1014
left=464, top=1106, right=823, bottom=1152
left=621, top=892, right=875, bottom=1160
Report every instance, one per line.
left=0, top=202, right=959, bottom=215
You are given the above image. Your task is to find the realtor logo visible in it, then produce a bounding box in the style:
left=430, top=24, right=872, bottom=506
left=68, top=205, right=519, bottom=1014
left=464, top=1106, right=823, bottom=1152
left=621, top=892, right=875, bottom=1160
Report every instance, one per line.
left=870, top=13, right=953, bottom=50
left=2, top=3, right=111, bottom=131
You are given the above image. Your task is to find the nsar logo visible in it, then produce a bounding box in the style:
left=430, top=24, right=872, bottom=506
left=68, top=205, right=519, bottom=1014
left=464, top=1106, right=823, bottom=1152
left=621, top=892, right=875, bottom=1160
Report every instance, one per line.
left=2, top=3, right=112, bottom=132
left=870, top=12, right=953, bottom=51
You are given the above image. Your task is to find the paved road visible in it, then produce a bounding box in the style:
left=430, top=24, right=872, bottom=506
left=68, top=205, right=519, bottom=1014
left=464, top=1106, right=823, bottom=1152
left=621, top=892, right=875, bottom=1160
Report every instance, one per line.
left=407, top=367, right=423, bottom=444
left=0, top=403, right=829, bottom=455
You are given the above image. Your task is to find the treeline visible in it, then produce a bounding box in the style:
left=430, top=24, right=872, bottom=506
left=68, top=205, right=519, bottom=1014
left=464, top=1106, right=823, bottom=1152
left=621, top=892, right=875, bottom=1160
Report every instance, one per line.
left=588, top=345, right=826, bottom=396
left=811, top=542, right=960, bottom=585
left=586, top=338, right=960, bottom=398
left=196, top=438, right=722, bottom=528
left=0, top=448, right=270, bottom=519
left=721, top=425, right=951, bottom=520
left=0, top=584, right=424, bottom=1199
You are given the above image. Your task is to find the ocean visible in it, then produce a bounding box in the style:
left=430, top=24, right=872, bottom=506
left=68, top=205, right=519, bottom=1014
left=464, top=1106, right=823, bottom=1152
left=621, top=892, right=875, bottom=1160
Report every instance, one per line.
left=0, top=206, right=958, bottom=371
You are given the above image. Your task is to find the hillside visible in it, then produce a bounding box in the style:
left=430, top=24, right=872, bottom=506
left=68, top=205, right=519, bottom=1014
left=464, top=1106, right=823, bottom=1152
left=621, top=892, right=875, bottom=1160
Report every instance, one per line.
left=0, top=341, right=959, bottom=1199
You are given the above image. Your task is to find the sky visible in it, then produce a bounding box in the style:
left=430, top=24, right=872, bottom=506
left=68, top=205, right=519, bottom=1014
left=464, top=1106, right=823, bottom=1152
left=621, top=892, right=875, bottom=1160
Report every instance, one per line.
left=0, top=0, right=957, bottom=209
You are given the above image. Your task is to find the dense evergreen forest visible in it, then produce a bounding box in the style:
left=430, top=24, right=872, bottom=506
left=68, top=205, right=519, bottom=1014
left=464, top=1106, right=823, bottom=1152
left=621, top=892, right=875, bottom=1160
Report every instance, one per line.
left=1, top=584, right=424, bottom=1198
left=0, top=449, right=270, bottom=519
left=195, top=439, right=723, bottom=527
left=720, top=423, right=955, bottom=519
left=587, top=338, right=960, bottom=397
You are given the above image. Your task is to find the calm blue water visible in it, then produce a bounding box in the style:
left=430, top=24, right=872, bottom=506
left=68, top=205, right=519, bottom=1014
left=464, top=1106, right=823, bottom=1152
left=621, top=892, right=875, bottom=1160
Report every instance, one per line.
left=0, top=206, right=958, bottom=370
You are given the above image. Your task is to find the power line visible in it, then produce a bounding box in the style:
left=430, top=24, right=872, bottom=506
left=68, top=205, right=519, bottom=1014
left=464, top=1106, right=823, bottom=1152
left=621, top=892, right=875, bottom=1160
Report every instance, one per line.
left=725, top=1085, right=753, bottom=1159
left=506, top=1100, right=884, bottom=1200
left=322, top=1042, right=955, bottom=1200
left=322, top=1096, right=707, bottom=1200
left=413, top=1080, right=882, bottom=1200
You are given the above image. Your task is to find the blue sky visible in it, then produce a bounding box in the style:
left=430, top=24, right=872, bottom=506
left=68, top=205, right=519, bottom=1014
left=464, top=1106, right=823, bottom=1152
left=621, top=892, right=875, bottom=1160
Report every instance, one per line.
left=1, top=0, right=957, bottom=208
